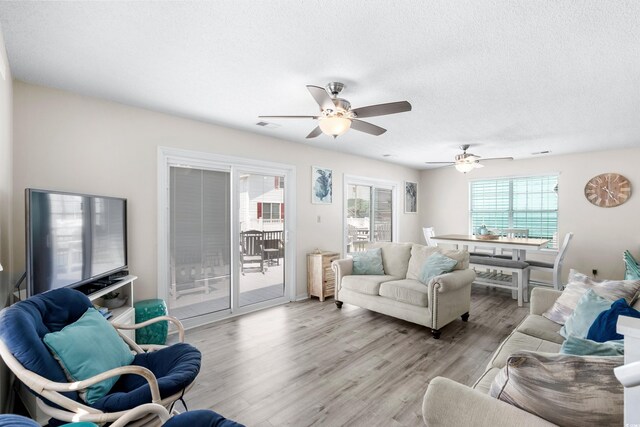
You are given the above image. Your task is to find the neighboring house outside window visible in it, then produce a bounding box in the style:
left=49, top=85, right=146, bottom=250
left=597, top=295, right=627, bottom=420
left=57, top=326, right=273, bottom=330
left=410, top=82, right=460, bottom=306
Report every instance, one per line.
left=257, top=202, right=284, bottom=223
left=239, top=174, right=285, bottom=232
left=470, top=175, right=559, bottom=248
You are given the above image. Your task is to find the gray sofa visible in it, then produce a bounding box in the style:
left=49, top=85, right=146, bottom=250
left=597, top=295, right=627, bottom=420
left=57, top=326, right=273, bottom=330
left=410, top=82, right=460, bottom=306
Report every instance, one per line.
left=422, top=288, right=574, bottom=426
left=331, top=242, right=476, bottom=338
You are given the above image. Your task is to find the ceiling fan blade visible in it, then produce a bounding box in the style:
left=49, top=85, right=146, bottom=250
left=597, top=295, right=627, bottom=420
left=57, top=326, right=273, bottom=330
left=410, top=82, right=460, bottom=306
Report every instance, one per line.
left=480, top=156, right=514, bottom=161
left=351, top=101, right=412, bottom=118
left=350, top=119, right=387, bottom=136
left=473, top=162, right=485, bottom=168
left=425, top=162, right=455, bottom=165
left=306, top=126, right=323, bottom=139
left=258, top=115, right=318, bottom=119
left=306, top=85, right=335, bottom=111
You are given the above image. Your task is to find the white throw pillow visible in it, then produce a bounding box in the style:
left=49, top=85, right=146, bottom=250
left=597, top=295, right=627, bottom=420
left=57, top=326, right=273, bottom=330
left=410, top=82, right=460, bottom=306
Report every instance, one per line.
left=543, top=269, right=640, bottom=325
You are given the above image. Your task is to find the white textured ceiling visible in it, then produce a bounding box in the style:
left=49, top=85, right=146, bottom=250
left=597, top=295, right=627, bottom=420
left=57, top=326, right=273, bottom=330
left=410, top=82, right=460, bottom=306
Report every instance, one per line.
left=1, top=1, right=639, bottom=169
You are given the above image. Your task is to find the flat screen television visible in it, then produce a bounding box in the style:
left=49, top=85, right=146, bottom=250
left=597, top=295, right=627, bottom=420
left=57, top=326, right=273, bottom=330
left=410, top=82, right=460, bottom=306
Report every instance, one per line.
left=26, top=189, right=128, bottom=296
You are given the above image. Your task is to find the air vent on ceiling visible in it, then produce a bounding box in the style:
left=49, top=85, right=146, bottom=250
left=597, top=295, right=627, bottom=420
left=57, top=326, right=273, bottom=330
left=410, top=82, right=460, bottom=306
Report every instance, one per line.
left=256, top=121, right=281, bottom=129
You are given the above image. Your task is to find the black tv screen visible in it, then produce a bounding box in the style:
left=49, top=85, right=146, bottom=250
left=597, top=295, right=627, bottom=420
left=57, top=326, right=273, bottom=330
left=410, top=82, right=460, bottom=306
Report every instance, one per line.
left=26, top=189, right=128, bottom=295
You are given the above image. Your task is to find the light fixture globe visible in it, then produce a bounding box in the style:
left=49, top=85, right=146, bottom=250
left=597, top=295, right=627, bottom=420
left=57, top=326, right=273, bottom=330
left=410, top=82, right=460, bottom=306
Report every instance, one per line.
left=319, top=116, right=351, bottom=137
left=454, top=162, right=475, bottom=173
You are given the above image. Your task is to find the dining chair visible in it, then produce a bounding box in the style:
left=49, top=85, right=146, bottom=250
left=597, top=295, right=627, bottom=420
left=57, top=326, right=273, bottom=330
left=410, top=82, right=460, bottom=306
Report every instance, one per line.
left=496, top=228, right=529, bottom=256
left=525, top=232, right=573, bottom=290
left=422, top=227, right=436, bottom=246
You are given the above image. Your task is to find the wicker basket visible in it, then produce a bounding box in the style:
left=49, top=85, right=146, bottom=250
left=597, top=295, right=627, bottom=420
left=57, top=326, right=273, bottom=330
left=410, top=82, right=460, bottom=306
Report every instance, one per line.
left=475, top=234, right=499, bottom=240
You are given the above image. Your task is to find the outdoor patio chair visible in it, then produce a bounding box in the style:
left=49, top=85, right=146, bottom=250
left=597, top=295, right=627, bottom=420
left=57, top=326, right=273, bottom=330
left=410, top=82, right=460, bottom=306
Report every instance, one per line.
left=240, top=230, right=265, bottom=274
left=0, top=288, right=201, bottom=426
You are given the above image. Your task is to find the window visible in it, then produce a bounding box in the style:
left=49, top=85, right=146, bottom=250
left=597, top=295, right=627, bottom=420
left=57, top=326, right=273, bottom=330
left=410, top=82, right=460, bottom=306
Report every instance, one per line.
left=257, top=202, right=283, bottom=222
left=345, top=183, right=394, bottom=253
left=470, top=175, right=558, bottom=247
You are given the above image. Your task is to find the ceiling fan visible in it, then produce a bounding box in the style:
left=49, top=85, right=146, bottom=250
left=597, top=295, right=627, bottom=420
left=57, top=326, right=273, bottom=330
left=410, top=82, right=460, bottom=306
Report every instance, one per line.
left=259, top=82, right=411, bottom=139
left=425, top=145, right=514, bottom=173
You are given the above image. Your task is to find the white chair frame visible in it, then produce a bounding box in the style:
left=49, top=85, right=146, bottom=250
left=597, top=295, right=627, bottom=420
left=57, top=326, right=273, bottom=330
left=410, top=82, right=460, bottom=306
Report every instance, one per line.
left=526, top=232, right=573, bottom=290
left=422, top=227, right=436, bottom=247
left=0, top=316, right=189, bottom=427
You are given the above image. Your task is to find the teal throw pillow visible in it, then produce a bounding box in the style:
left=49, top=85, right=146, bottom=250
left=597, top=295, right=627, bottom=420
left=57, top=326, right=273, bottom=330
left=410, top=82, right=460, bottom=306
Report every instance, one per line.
left=420, top=253, right=458, bottom=284
left=560, top=289, right=613, bottom=339
left=560, top=336, right=624, bottom=356
left=352, top=248, right=385, bottom=275
left=44, top=307, right=134, bottom=404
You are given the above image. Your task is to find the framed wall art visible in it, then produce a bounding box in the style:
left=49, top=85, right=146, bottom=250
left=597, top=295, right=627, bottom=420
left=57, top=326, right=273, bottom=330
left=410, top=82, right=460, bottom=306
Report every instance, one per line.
left=312, top=166, right=332, bottom=204
left=404, top=181, right=418, bottom=213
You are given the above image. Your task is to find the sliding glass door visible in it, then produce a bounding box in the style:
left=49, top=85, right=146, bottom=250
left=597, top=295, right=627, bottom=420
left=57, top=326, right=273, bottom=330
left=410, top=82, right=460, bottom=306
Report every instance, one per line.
left=344, top=177, right=397, bottom=254
left=159, top=148, right=296, bottom=327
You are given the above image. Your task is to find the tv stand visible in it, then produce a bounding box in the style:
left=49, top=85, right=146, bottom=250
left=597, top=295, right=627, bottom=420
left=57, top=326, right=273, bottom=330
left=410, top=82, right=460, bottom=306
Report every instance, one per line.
left=86, top=275, right=137, bottom=339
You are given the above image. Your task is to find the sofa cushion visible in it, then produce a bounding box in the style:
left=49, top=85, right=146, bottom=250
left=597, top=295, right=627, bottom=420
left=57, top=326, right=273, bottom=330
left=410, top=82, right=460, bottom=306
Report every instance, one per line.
left=379, top=279, right=428, bottom=307
left=351, top=248, right=385, bottom=275
left=406, top=244, right=440, bottom=281
left=341, top=275, right=399, bottom=296
left=487, top=331, right=561, bottom=370
left=472, top=367, right=501, bottom=394
left=560, top=289, right=613, bottom=339
left=440, top=249, right=470, bottom=270
left=542, top=270, right=640, bottom=325
left=516, top=315, right=564, bottom=344
left=489, top=351, right=623, bottom=427
left=368, top=242, right=413, bottom=278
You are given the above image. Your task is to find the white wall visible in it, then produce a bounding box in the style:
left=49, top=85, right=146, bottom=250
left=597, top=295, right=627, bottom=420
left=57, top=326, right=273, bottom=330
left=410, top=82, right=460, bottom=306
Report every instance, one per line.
left=419, top=148, right=640, bottom=281
left=12, top=81, right=421, bottom=301
left=0, top=23, right=13, bottom=413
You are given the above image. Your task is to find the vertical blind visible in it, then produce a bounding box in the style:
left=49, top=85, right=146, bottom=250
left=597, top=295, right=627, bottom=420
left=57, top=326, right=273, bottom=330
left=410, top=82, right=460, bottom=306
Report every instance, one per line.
left=470, top=175, right=558, bottom=246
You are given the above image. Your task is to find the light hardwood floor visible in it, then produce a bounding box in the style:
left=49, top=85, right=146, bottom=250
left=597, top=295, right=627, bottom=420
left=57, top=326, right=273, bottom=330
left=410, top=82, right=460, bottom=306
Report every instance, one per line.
left=181, top=286, right=528, bottom=427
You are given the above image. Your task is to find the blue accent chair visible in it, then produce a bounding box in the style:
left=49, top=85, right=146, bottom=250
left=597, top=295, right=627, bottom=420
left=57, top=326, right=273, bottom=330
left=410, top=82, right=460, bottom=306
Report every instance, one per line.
left=0, top=411, right=245, bottom=427
left=0, top=288, right=202, bottom=426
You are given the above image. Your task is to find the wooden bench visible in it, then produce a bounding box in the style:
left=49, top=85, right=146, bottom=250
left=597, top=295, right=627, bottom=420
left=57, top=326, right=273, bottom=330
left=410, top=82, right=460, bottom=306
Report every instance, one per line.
left=469, top=255, right=530, bottom=307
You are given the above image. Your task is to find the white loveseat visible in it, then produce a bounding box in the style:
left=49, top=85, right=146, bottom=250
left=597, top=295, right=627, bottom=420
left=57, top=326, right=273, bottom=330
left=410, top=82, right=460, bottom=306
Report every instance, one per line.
left=331, top=242, right=476, bottom=338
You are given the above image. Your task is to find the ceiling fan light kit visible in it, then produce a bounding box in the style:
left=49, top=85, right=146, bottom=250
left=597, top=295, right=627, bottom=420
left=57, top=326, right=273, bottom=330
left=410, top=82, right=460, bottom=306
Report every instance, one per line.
left=454, top=162, right=476, bottom=173
left=426, top=144, right=513, bottom=173
left=319, top=116, right=351, bottom=137
left=259, top=82, right=411, bottom=139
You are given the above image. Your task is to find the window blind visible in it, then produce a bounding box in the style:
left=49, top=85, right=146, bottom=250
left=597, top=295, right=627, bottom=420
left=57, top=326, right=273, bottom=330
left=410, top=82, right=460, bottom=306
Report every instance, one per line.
left=470, top=175, right=558, bottom=247
left=170, top=167, right=231, bottom=306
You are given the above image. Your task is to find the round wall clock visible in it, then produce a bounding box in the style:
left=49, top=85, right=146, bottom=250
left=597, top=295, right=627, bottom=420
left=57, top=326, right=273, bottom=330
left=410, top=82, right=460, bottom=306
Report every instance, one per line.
left=584, top=173, right=632, bottom=208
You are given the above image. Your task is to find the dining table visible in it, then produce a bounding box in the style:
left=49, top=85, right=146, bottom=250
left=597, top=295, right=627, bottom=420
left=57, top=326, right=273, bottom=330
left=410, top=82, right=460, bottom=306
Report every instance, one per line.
left=430, top=234, right=551, bottom=260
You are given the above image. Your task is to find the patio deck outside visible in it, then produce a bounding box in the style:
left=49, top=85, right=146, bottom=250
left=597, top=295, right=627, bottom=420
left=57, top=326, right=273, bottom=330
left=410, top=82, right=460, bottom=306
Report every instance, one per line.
left=169, top=260, right=284, bottom=320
